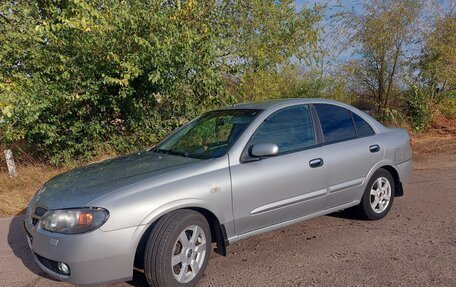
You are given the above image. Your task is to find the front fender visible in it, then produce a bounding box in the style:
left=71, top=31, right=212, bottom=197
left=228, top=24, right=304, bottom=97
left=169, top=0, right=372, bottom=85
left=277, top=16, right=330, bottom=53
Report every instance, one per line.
left=138, top=198, right=225, bottom=226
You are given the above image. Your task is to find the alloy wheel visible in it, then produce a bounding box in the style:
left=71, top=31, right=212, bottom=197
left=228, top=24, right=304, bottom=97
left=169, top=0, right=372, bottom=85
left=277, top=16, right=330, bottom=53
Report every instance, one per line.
left=171, top=225, right=207, bottom=283
left=370, top=177, right=392, bottom=213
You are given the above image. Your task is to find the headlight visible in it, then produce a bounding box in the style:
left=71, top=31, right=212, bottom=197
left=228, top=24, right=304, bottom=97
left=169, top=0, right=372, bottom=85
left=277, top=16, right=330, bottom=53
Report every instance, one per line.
left=40, top=208, right=109, bottom=234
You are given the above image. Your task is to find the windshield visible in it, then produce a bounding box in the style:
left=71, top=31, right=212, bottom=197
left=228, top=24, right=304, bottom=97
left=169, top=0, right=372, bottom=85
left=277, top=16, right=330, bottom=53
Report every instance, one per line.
left=154, top=109, right=261, bottom=159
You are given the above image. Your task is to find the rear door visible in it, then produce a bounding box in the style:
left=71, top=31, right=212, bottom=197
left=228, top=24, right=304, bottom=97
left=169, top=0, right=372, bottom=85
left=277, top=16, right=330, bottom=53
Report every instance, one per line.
left=314, top=104, right=383, bottom=208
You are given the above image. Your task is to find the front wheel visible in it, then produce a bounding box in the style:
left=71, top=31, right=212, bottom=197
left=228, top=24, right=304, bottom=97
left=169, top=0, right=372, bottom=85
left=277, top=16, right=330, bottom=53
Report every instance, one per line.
left=357, top=168, right=395, bottom=220
left=144, top=209, right=211, bottom=287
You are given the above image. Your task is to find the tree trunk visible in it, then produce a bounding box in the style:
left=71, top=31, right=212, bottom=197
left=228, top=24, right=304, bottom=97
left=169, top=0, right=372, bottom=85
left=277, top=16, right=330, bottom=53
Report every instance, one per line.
left=377, top=57, right=386, bottom=116
left=4, top=149, right=17, bottom=177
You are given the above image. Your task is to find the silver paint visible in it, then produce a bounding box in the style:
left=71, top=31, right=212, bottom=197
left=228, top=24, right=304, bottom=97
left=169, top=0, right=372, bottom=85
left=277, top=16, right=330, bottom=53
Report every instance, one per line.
left=24, top=98, right=413, bottom=285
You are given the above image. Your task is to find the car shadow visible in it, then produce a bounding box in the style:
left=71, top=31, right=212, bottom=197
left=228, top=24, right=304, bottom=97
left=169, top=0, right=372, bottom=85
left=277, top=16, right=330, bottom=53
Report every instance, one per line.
left=327, top=208, right=366, bottom=220
left=7, top=211, right=57, bottom=281
left=124, top=271, right=149, bottom=287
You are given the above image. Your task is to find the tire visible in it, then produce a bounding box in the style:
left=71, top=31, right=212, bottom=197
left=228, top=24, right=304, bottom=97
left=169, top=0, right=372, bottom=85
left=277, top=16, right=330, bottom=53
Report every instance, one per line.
left=144, top=209, right=211, bottom=287
left=357, top=168, right=395, bottom=220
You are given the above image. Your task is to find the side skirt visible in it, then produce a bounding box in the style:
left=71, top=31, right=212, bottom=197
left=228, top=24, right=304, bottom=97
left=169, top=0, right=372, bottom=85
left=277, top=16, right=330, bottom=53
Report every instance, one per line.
left=227, top=200, right=360, bottom=244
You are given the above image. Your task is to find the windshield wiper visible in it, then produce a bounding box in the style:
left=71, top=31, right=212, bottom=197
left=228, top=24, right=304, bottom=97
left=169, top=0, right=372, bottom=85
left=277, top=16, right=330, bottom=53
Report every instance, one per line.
left=166, top=149, right=189, bottom=158
left=151, top=148, right=189, bottom=158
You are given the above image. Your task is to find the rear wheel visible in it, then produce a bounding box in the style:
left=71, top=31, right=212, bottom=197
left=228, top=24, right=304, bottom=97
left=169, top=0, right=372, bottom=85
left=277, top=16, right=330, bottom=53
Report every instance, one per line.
left=357, top=168, right=395, bottom=220
left=144, top=209, right=211, bottom=287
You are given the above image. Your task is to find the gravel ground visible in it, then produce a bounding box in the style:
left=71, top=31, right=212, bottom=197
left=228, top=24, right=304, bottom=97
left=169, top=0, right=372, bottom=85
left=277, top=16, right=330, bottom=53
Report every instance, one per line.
left=1, top=137, right=455, bottom=287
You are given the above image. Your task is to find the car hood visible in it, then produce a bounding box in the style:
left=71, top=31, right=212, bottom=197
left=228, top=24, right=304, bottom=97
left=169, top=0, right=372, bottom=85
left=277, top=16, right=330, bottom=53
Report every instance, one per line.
left=32, top=151, right=203, bottom=210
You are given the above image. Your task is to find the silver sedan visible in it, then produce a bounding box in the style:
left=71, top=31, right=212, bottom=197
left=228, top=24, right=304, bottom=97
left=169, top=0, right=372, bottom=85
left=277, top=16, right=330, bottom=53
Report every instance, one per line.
left=24, top=98, right=412, bottom=286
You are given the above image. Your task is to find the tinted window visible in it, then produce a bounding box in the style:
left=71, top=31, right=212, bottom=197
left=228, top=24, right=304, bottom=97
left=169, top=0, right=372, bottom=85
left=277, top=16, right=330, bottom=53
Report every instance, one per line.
left=315, top=104, right=356, bottom=143
left=353, top=113, right=375, bottom=137
left=249, top=105, right=315, bottom=154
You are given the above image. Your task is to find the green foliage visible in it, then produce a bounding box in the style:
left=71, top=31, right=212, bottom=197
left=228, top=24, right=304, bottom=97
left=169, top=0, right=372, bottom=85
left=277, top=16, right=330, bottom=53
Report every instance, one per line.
left=3, top=0, right=454, bottom=166
left=0, top=0, right=322, bottom=165
left=437, top=95, right=456, bottom=119
left=377, top=107, right=407, bottom=128
left=418, top=14, right=456, bottom=102
left=290, top=71, right=353, bottom=103
left=230, top=64, right=352, bottom=104
left=233, top=66, right=303, bottom=101
left=403, top=86, right=432, bottom=132
left=219, top=0, right=322, bottom=73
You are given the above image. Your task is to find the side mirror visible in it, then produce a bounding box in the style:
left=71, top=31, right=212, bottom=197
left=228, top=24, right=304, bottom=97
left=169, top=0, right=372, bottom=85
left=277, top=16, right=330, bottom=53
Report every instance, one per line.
left=249, top=143, right=279, bottom=158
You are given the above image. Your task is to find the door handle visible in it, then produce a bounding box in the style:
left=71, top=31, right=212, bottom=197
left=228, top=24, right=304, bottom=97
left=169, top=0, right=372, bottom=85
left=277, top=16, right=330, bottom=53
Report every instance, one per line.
left=369, top=144, right=380, bottom=153
left=309, top=158, right=324, bottom=168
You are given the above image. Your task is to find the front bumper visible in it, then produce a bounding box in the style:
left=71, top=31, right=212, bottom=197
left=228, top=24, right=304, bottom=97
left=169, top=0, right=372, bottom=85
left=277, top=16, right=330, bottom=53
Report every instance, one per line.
left=24, top=214, right=143, bottom=285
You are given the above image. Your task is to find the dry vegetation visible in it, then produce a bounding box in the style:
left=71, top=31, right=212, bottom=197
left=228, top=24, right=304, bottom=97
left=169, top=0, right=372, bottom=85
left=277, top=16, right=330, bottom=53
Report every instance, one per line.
left=411, top=115, right=456, bottom=161
left=0, top=153, right=117, bottom=217
left=0, top=165, right=66, bottom=216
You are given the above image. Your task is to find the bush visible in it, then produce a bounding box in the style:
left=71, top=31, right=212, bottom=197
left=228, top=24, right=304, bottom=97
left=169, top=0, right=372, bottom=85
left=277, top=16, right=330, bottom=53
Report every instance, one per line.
left=377, top=107, right=408, bottom=128
left=437, top=95, right=456, bottom=119
left=403, top=86, right=432, bottom=132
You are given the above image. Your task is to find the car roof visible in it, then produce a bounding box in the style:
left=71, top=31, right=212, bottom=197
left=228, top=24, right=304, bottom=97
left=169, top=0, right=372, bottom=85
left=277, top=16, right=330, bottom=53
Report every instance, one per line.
left=222, top=98, right=343, bottom=110
left=220, top=98, right=388, bottom=133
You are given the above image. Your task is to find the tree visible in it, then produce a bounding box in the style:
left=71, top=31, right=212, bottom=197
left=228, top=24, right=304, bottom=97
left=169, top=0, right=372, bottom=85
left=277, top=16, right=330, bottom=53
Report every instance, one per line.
left=1, top=0, right=228, bottom=163
left=342, top=0, right=422, bottom=114
left=218, top=0, right=323, bottom=101
left=418, top=10, right=456, bottom=100
left=0, top=0, right=322, bottom=164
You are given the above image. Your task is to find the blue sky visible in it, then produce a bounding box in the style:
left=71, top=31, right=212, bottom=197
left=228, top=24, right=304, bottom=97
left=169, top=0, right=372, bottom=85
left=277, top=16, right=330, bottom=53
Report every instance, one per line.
left=295, top=0, right=453, bottom=15
left=294, top=0, right=361, bottom=67
left=293, top=0, right=454, bottom=68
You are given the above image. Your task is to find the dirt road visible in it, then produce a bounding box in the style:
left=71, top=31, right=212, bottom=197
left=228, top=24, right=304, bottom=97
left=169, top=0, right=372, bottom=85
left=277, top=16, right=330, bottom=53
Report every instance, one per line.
left=1, top=137, right=455, bottom=286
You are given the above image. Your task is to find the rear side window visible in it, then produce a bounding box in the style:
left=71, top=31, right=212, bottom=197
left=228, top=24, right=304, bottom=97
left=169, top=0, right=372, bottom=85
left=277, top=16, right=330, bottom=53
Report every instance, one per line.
left=352, top=113, right=375, bottom=137
left=249, top=105, right=315, bottom=154
left=315, top=104, right=356, bottom=143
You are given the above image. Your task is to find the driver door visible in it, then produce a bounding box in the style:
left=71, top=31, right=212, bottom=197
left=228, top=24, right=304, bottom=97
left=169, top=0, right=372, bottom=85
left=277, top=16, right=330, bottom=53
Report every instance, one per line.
left=229, top=105, right=326, bottom=235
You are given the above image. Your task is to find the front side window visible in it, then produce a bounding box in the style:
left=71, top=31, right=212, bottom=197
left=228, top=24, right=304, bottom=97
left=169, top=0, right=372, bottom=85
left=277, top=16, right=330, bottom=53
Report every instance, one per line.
left=248, top=105, right=315, bottom=154
left=315, top=104, right=356, bottom=143
left=156, top=109, right=261, bottom=159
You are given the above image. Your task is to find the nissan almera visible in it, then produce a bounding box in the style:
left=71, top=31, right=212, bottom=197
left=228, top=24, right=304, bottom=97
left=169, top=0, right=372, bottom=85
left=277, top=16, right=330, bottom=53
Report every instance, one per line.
left=25, top=99, right=412, bottom=286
